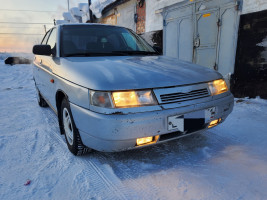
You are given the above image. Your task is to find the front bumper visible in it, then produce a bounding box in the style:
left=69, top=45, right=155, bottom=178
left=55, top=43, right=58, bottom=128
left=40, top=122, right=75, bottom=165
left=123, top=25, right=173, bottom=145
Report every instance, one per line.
left=70, top=94, right=234, bottom=152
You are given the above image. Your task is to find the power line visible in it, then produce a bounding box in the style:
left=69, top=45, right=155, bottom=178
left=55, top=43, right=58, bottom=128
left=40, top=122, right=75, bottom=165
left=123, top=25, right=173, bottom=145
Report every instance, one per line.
left=1, top=27, right=44, bottom=29
left=0, top=36, right=41, bottom=38
left=0, top=9, right=57, bottom=12
left=1, top=25, right=53, bottom=28
left=0, top=22, right=54, bottom=25
left=0, top=33, right=44, bottom=35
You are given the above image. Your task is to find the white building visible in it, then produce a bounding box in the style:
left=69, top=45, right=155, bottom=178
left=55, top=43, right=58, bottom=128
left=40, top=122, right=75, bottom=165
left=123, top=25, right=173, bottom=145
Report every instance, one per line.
left=62, top=0, right=267, bottom=98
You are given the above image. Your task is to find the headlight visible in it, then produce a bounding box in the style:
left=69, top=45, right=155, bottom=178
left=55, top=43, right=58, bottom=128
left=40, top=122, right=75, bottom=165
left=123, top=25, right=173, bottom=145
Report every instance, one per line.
left=112, top=90, right=157, bottom=108
left=90, top=91, right=113, bottom=108
left=208, top=79, right=228, bottom=96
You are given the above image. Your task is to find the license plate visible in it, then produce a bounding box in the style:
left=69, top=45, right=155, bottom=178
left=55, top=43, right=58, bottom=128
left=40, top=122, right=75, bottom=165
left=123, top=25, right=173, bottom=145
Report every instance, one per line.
left=167, top=115, right=184, bottom=131
left=167, top=107, right=216, bottom=131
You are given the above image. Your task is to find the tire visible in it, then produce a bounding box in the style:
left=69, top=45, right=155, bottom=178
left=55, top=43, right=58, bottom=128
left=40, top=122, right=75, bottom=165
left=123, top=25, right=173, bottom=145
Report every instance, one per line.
left=60, top=98, right=91, bottom=156
left=36, top=88, right=48, bottom=107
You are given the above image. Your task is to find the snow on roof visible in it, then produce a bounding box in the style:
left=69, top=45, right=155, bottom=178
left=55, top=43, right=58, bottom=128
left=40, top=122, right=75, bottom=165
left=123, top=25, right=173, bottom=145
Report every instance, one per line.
left=59, top=23, right=120, bottom=28
left=70, top=7, right=83, bottom=23
left=90, top=0, right=116, bottom=18
left=61, top=0, right=116, bottom=24
left=63, top=12, right=79, bottom=23
left=78, top=4, right=90, bottom=23
left=70, top=7, right=83, bottom=17
left=62, top=4, right=90, bottom=24
left=56, top=20, right=69, bottom=25
left=78, top=3, right=89, bottom=13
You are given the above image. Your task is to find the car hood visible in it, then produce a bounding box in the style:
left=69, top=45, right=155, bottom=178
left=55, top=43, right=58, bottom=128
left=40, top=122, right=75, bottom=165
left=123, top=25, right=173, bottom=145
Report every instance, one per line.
left=55, top=56, right=222, bottom=91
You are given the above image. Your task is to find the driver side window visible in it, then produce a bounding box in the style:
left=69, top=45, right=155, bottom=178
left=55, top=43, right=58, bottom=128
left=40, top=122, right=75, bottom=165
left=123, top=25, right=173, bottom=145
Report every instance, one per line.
left=47, top=28, right=57, bottom=51
left=46, top=28, right=57, bottom=55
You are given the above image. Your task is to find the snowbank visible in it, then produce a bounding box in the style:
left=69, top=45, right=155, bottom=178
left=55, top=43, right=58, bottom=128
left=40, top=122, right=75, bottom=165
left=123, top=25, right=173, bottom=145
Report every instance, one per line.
left=0, top=52, right=10, bottom=60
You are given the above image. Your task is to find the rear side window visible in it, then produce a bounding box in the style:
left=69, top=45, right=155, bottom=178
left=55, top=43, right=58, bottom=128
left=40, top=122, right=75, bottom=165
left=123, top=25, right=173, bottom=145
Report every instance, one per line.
left=41, top=30, right=51, bottom=45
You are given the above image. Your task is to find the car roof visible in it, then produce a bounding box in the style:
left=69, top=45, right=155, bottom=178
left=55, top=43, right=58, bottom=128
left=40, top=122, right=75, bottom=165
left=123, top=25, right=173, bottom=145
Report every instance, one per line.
left=56, top=23, right=125, bottom=29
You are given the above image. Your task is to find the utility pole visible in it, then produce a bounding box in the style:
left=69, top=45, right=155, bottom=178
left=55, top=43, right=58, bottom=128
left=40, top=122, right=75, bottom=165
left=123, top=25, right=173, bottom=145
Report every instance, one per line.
left=88, top=0, right=93, bottom=23
left=67, top=0, right=70, bottom=11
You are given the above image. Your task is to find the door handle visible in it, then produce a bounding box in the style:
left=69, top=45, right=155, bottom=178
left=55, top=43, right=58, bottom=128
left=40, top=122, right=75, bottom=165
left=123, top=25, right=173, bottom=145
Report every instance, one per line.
left=194, top=37, right=200, bottom=48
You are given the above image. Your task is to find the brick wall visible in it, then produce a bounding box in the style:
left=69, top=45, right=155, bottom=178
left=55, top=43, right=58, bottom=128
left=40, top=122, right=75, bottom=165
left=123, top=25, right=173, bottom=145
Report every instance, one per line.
left=136, top=0, right=146, bottom=34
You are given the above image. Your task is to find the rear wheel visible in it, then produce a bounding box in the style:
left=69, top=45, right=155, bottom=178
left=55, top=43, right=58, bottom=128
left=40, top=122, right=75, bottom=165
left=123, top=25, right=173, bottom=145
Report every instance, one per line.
left=36, top=88, right=48, bottom=107
left=60, top=98, right=91, bottom=156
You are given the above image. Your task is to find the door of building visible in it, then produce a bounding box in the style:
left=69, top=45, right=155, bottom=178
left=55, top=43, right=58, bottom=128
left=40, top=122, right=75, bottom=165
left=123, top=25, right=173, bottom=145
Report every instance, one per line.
left=164, top=3, right=194, bottom=62
left=163, top=0, right=240, bottom=78
left=194, top=9, right=219, bottom=70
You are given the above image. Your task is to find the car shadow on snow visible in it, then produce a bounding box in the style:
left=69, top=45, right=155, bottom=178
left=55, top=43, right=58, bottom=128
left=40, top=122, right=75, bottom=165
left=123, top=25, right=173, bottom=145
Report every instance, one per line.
left=82, top=130, right=232, bottom=181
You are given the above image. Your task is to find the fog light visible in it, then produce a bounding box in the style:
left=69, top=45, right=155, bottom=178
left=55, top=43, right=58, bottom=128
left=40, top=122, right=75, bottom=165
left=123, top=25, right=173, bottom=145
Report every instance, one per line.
left=136, top=136, right=158, bottom=146
left=208, top=118, right=221, bottom=128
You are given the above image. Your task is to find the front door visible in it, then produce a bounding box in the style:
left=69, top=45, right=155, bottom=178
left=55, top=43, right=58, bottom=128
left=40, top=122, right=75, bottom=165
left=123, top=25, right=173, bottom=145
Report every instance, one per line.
left=42, top=28, right=57, bottom=109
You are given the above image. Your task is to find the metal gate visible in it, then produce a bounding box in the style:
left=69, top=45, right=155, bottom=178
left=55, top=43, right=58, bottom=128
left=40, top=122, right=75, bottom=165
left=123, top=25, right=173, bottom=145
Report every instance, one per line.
left=163, top=0, right=241, bottom=78
left=194, top=8, right=219, bottom=69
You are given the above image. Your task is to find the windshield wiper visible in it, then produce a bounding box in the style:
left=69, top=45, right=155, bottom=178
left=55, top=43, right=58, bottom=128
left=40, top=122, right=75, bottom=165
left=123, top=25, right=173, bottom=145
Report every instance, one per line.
left=112, top=51, right=159, bottom=55
left=64, top=53, right=92, bottom=57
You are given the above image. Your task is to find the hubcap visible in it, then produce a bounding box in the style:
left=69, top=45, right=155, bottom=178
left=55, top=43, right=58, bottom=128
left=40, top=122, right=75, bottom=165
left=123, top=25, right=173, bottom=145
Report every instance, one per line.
left=63, top=108, right=74, bottom=145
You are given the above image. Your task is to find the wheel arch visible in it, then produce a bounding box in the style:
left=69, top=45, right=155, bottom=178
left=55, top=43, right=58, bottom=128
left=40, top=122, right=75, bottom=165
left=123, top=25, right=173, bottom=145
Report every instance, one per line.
left=56, top=89, right=68, bottom=134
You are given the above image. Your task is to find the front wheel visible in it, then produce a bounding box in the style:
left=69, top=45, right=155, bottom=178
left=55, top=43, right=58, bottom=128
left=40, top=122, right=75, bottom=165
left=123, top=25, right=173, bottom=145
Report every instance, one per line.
left=60, top=98, right=91, bottom=156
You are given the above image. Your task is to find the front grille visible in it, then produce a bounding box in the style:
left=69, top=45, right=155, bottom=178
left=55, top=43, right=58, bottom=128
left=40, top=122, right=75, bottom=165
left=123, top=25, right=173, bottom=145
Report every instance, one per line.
left=160, top=88, right=209, bottom=104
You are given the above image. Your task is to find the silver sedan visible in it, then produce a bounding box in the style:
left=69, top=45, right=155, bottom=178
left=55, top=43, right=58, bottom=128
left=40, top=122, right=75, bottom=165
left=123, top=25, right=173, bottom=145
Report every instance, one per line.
left=33, top=24, right=233, bottom=155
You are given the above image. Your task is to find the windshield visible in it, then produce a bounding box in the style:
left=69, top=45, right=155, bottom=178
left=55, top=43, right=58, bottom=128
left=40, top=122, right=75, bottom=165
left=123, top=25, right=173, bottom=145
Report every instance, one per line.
left=60, top=25, right=158, bottom=57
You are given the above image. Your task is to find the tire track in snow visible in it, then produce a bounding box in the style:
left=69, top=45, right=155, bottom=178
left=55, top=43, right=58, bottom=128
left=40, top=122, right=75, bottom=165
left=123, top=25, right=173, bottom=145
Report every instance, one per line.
left=95, top=151, right=159, bottom=199
left=40, top=107, right=127, bottom=200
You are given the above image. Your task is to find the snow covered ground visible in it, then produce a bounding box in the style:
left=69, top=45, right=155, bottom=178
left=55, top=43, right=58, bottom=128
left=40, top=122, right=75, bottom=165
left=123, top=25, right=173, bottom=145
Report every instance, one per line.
left=0, top=52, right=33, bottom=60
left=0, top=60, right=267, bottom=200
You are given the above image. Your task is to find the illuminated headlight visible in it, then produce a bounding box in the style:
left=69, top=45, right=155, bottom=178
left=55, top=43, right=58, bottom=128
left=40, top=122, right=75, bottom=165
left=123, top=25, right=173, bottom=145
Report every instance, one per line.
left=112, top=90, right=157, bottom=108
left=208, top=79, right=228, bottom=96
left=90, top=90, right=158, bottom=108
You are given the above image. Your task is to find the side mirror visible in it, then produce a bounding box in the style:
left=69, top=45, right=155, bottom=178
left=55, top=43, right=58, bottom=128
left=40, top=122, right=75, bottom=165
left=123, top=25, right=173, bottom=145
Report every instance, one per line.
left=32, top=45, right=52, bottom=56
left=153, top=46, right=163, bottom=55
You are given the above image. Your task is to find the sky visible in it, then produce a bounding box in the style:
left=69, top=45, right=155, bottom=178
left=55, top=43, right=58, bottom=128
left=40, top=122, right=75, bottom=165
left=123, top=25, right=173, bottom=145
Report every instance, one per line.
left=0, top=0, right=88, bottom=53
